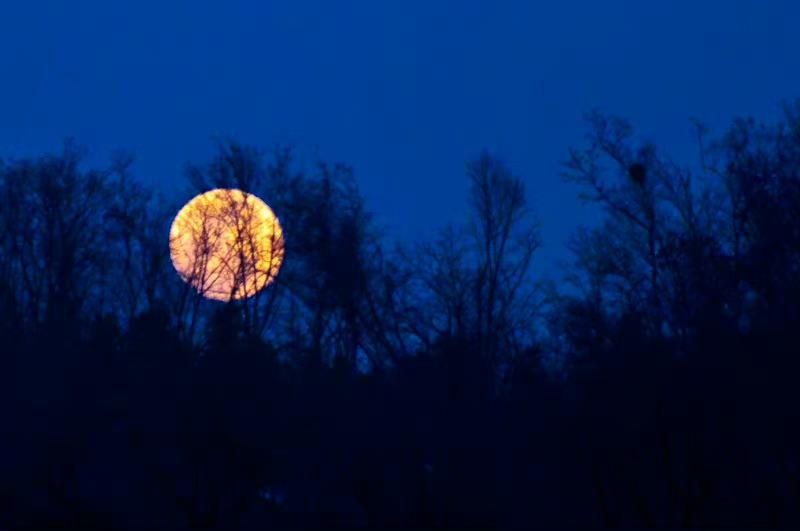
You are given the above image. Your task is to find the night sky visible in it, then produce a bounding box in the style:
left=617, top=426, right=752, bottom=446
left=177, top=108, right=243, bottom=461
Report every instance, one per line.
left=2, top=0, right=799, bottom=277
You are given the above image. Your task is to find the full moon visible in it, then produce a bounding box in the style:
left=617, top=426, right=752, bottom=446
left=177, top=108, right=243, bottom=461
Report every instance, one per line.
left=169, top=189, right=284, bottom=302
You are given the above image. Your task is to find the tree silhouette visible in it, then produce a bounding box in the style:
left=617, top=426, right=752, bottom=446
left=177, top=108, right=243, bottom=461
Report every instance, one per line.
left=1, top=104, right=800, bottom=529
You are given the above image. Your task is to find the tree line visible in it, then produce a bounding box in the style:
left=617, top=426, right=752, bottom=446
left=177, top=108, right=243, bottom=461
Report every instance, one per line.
left=1, top=104, right=799, bottom=528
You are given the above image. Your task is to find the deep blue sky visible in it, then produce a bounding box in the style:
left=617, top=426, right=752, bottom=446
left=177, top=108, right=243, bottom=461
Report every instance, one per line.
left=1, top=1, right=799, bottom=277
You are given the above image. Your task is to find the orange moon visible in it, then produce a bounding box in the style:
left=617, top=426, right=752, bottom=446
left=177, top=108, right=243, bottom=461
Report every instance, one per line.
left=169, top=189, right=284, bottom=302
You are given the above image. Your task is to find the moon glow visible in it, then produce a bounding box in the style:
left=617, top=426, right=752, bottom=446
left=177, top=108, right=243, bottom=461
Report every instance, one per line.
left=169, top=189, right=284, bottom=302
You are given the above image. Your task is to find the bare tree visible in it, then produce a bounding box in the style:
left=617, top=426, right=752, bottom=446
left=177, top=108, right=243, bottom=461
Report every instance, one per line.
left=0, top=141, right=115, bottom=331
left=411, top=151, right=542, bottom=384
left=103, top=152, right=175, bottom=325
left=467, top=152, right=542, bottom=361
left=169, top=188, right=285, bottom=344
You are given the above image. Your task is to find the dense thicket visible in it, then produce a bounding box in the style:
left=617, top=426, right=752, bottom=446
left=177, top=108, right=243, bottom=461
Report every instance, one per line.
left=1, top=106, right=800, bottom=529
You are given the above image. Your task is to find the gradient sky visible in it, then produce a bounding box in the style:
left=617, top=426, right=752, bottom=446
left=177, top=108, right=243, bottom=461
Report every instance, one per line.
left=1, top=0, right=799, bottom=278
